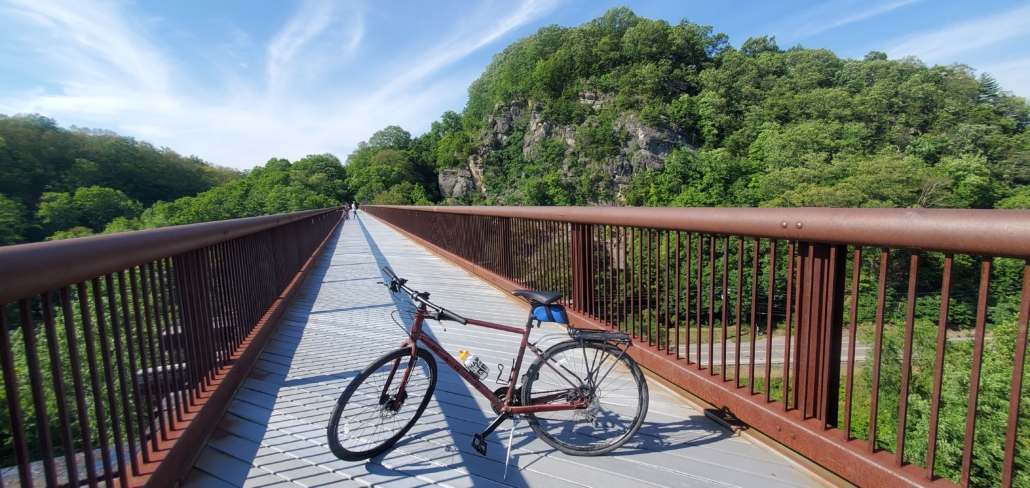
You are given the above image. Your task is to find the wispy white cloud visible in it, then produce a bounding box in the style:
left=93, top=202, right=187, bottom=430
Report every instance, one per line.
left=267, top=0, right=337, bottom=93
left=774, top=0, right=923, bottom=43
left=0, top=0, right=561, bottom=169
left=3, top=0, right=169, bottom=94
left=358, top=0, right=558, bottom=110
left=888, top=4, right=1030, bottom=63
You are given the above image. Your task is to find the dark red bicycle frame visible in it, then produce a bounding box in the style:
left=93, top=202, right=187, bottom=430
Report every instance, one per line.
left=386, top=304, right=590, bottom=415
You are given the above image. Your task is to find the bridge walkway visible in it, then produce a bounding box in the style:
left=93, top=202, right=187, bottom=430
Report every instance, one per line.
left=183, top=213, right=822, bottom=488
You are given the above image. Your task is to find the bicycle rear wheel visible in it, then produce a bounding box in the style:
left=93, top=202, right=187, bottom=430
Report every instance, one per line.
left=327, top=347, right=437, bottom=461
left=522, top=340, right=647, bottom=456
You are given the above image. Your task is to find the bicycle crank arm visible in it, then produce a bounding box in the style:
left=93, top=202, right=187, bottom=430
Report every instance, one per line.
left=472, top=413, right=510, bottom=455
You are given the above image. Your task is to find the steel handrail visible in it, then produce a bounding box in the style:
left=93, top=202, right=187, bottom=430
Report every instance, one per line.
left=0, top=207, right=339, bottom=305
left=375, top=206, right=1030, bottom=258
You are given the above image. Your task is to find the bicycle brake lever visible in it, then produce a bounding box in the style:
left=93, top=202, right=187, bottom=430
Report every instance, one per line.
left=426, top=310, right=446, bottom=331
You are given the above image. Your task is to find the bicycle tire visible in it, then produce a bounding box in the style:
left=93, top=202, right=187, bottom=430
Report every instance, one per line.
left=327, top=347, right=437, bottom=461
left=522, top=340, right=647, bottom=456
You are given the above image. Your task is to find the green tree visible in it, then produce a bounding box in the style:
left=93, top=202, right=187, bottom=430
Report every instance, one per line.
left=369, top=125, right=412, bottom=150
left=46, top=226, right=94, bottom=240
left=72, top=186, right=142, bottom=232
left=0, top=193, right=28, bottom=245
left=35, top=192, right=80, bottom=234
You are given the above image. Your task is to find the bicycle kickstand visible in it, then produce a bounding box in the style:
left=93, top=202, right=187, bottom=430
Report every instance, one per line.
left=503, top=417, right=519, bottom=480
left=471, top=413, right=510, bottom=456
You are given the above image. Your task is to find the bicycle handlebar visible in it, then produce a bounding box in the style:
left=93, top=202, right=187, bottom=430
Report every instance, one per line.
left=439, top=308, right=468, bottom=325
left=382, top=266, right=468, bottom=325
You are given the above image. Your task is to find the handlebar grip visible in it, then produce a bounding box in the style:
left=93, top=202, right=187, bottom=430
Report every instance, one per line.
left=440, top=309, right=468, bottom=325
left=382, top=266, right=397, bottom=279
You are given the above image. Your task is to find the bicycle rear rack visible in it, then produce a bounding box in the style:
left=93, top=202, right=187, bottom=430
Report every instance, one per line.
left=566, top=327, right=632, bottom=345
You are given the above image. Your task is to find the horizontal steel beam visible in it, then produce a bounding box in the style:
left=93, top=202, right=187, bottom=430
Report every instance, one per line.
left=374, top=206, right=1030, bottom=259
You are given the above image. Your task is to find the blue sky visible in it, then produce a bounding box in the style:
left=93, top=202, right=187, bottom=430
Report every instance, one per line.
left=1, top=0, right=1027, bottom=170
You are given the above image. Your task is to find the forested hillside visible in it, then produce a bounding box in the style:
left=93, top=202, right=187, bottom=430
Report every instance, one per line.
left=0, top=114, right=239, bottom=244
left=353, top=7, right=1029, bottom=211
left=0, top=114, right=348, bottom=245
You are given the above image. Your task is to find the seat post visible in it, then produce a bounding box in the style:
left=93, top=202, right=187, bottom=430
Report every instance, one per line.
left=525, top=300, right=539, bottom=328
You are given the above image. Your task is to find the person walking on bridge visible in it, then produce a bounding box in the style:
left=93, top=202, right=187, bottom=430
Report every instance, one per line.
left=352, top=201, right=359, bottom=217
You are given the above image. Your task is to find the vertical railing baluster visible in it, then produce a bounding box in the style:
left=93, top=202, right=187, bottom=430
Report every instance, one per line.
left=646, top=228, right=652, bottom=346
left=41, top=291, right=79, bottom=485
left=0, top=309, right=33, bottom=488
left=140, top=264, right=170, bottom=442
left=721, top=236, right=729, bottom=381
left=685, top=232, right=692, bottom=365
left=896, top=254, right=919, bottom=463
left=92, top=277, right=128, bottom=488
left=1001, top=263, right=1030, bottom=487
left=118, top=270, right=150, bottom=465
left=926, top=254, right=952, bottom=480
left=129, top=268, right=160, bottom=455
left=64, top=285, right=100, bottom=488
left=765, top=241, right=776, bottom=401
left=961, top=258, right=993, bottom=486
left=868, top=249, right=889, bottom=453
left=697, top=234, right=703, bottom=370
left=785, top=242, right=797, bottom=410
left=708, top=236, right=715, bottom=375
left=19, top=299, right=59, bottom=486
left=749, top=239, right=759, bottom=394
left=843, top=247, right=862, bottom=441
left=735, top=238, right=743, bottom=387
left=675, top=231, right=681, bottom=359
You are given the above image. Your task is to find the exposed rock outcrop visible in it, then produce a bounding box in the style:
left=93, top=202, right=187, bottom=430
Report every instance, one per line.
left=440, top=95, right=695, bottom=203
left=615, top=114, right=692, bottom=173
left=487, top=100, right=525, bottom=144
left=437, top=167, right=477, bottom=199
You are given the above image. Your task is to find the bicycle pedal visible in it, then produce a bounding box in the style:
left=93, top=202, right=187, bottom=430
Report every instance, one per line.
left=471, top=433, right=488, bottom=455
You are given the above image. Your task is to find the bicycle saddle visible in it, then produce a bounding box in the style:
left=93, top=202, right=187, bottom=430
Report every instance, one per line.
left=512, top=290, right=562, bottom=304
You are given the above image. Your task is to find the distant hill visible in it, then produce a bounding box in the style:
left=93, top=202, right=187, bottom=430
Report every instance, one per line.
left=0, top=114, right=241, bottom=244
left=0, top=113, right=349, bottom=246
left=344, top=7, right=1030, bottom=211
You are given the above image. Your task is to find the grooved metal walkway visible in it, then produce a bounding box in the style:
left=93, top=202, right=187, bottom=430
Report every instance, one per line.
left=184, top=213, right=822, bottom=488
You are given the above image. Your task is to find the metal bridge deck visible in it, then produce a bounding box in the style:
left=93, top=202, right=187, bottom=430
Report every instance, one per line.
left=183, top=213, right=822, bottom=488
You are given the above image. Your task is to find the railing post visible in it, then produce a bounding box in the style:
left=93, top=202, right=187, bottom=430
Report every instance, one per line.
left=570, top=223, right=594, bottom=315
left=795, top=242, right=847, bottom=426
left=497, top=217, right=511, bottom=278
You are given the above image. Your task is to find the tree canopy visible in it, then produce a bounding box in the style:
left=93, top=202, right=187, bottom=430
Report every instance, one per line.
left=0, top=114, right=240, bottom=243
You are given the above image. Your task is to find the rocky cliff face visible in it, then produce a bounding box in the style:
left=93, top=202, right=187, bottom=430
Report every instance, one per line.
left=438, top=94, right=694, bottom=203
left=438, top=167, right=477, bottom=199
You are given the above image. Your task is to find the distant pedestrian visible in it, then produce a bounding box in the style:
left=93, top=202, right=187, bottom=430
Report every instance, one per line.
left=353, top=201, right=359, bottom=217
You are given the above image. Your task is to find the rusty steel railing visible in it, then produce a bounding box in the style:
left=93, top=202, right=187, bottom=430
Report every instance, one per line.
left=364, top=205, right=1030, bottom=488
left=0, top=207, right=344, bottom=487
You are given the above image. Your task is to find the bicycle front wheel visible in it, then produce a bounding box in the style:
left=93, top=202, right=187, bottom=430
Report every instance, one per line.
left=327, top=347, right=437, bottom=461
left=522, top=340, right=647, bottom=456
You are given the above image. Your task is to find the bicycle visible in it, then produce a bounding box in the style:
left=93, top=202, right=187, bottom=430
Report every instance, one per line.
left=326, top=266, right=648, bottom=464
